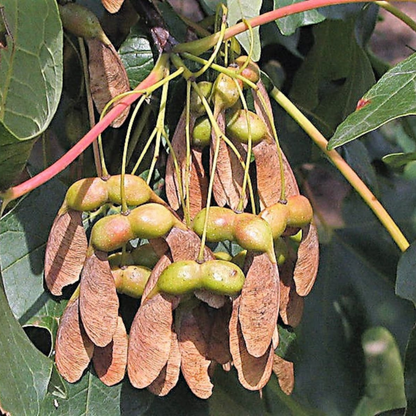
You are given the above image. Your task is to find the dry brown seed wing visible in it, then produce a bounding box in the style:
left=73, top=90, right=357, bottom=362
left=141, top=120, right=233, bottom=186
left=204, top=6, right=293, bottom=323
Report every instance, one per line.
left=128, top=293, right=176, bottom=388
left=92, top=315, right=128, bottom=386
left=188, top=148, right=208, bottom=221
left=239, top=252, right=279, bottom=358
left=194, top=289, right=226, bottom=309
left=229, top=298, right=274, bottom=390
left=272, top=354, right=295, bottom=395
left=45, top=208, right=87, bottom=296
left=141, top=253, right=172, bottom=304
left=87, top=38, right=130, bottom=128
left=252, top=81, right=299, bottom=207
left=193, top=301, right=231, bottom=364
left=79, top=250, right=119, bottom=347
left=165, top=110, right=194, bottom=211
left=293, top=223, right=319, bottom=296
left=147, top=331, right=181, bottom=396
left=210, top=111, right=247, bottom=210
left=165, top=226, right=215, bottom=262
left=55, top=296, right=94, bottom=383
left=101, top=0, right=124, bottom=13
left=279, top=257, right=304, bottom=327
left=178, top=308, right=214, bottom=399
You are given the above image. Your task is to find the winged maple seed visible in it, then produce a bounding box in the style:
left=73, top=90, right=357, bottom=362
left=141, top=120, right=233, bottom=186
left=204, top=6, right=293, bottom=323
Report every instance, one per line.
left=101, top=0, right=125, bottom=14
left=44, top=204, right=87, bottom=296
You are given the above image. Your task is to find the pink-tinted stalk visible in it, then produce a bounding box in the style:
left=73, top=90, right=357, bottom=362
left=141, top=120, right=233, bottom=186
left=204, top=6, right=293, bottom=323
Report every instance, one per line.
left=4, top=69, right=162, bottom=202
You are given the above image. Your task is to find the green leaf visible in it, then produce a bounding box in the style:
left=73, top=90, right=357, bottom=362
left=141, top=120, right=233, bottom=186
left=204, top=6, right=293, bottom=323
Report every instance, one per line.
left=0, top=272, right=53, bottom=415
left=0, top=0, right=63, bottom=190
left=290, top=18, right=375, bottom=135
left=274, top=0, right=325, bottom=36
left=329, top=53, right=416, bottom=150
left=40, top=372, right=154, bottom=415
left=383, top=152, right=416, bottom=169
left=396, top=241, right=416, bottom=307
left=0, top=179, right=67, bottom=321
left=353, top=327, right=406, bottom=416
left=118, top=25, right=154, bottom=89
left=227, top=0, right=262, bottom=62
left=404, top=323, right=416, bottom=415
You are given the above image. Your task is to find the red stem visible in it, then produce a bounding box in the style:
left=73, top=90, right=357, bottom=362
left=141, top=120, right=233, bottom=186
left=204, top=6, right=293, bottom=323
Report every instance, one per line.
left=6, top=70, right=161, bottom=201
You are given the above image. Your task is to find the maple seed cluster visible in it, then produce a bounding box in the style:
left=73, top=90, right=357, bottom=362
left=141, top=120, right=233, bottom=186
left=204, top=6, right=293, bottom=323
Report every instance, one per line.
left=45, top=55, right=319, bottom=398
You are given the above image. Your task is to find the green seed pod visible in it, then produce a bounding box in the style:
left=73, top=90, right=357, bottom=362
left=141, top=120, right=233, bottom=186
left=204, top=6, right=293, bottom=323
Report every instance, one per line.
left=66, top=177, right=108, bottom=212
left=274, top=237, right=288, bottom=266
left=112, top=265, right=151, bottom=298
left=58, top=3, right=110, bottom=45
left=107, top=174, right=153, bottom=207
left=192, top=116, right=211, bottom=148
left=212, top=73, right=241, bottom=111
left=201, top=260, right=245, bottom=296
left=128, top=203, right=178, bottom=239
left=192, top=207, right=236, bottom=242
left=286, top=195, right=313, bottom=228
left=190, top=81, right=213, bottom=116
left=234, top=213, right=275, bottom=261
left=260, top=202, right=289, bottom=240
left=157, top=260, right=201, bottom=295
left=226, top=109, right=267, bottom=145
left=90, top=214, right=134, bottom=252
left=234, top=56, right=261, bottom=85
left=131, top=243, right=160, bottom=269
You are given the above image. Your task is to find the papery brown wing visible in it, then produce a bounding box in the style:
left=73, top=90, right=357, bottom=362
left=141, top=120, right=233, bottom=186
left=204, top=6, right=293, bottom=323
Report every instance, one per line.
left=239, top=252, right=279, bottom=358
left=87, top=38, right=130, bottom=127
left=147, top=331, right=181, bottom=396
left=193, top=302, right=231, bottom=364
left=272, top=354, right=295, bottom=395
left=178, top=308, right=213, bottom=399
left=127, top=293, right=177, bottom=388
left=279, top=256, right=304, bottom=327
left=194, top=288, right=226, bottom=309
left=141, top=253, right=172, bottom=304
left=45, top=207, right=87, bottom=296
left=253, top=81, right=299, bottom=208
left=92, top=315, right=128, bottom=386
left=79, top=250, right=119, bottom=347
left=188, top=148, right=208, bottom=221
left=210, top=111, right=247, bottom=210
left=229, top=298, right=274, bottom=390
left=101, top=0, right=124, bottom=13
left=293, top=223, right=319, bottom=296
left=55, top=296, right=94, bottom=383
left=165, top=226, right=215, bottom=262
left=165, top=110, right=194, bottom=211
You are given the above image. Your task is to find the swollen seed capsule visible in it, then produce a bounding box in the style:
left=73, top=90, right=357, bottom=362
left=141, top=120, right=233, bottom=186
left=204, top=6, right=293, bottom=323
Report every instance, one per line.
left=192, top=207, right=236, bottom=242
left=201, top=260, right=245, bottom=296
left=226, top=109, right=267, bottom=145
left=260, top=202, right=289, bottom=240
left=131, top=243, right=160, bottom=269
left=128, top=203, right=179, bottom=239
left=66, top=177, right=109, bottom=212
left=234, top=213, right=275, bottom=262
left=90, top=214, right=135, bottom=252
left=190, top=81, right=213, bottom=116
left=286, top=195, right=313, bottom=228
left=58, top=3, right=110, bottom=45
left=212, top=73, right=241, bottom=111
left=157, top=260, right=201, bottom=295
left=107, top=175, right=153, bottom=207
left=192, top=116, right=212, bottom=148
left=112, top=265, right=151, bottom=298
left=234, top=56, right=261, bottom=85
